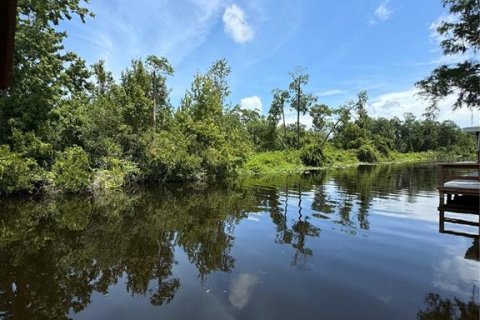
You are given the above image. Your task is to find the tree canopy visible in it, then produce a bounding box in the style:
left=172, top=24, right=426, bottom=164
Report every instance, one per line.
left=0, top=0, right=475, bottom=195
left=416, top=0, right=480, bottom=112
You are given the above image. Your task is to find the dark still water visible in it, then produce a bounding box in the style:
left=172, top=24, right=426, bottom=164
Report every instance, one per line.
left=1, top=164, right=479, bottom=320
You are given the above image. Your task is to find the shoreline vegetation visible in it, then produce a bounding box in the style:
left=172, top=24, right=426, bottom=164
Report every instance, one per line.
left=0, top=147, right=472, bottom=197
left=239, top=150, right=453, bottom=176
left=0, top=1, right=476, bottom=197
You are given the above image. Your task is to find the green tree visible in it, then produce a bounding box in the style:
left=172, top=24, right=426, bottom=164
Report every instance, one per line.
left=0, top=0, right=93, bottom=142
left=288, top=67, right=316, bottom=149
left=234, top=107, right=276, bottom=150
left=120, top=59, right=155, bottom=134
left=355, top=90, right=369, bottom=130
left=310, top=104, right=333, bottom=134
left=92, top=60, right=114, bottom=95
left=332, top=90, right=371, bottom=150
left=206, top=58, right=231, bottom=104
left=269, top=89, right=290, bottom=148
left=145, top=55, right=174, bottom=131
left=416, top=0, right=480, bottom=112
left=182, top=75, right=222, bottom=122
left=177, top=61, right=250, bottom=177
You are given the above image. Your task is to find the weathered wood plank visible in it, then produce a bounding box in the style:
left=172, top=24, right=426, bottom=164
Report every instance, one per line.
left=443, top=217, right=480, bottom=227
left=0, top=0, right=17, bottom=89
left=440, top=229, right=479, bottom=239
left=443, top=179, right=480, bottom=190
left=438, top=186, right=479, bottom=194
left=439, top=163, right=480, bottom=170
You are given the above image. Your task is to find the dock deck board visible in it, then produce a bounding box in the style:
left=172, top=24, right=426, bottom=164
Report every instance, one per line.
left=437, top=163, right=480, bottom=200
left=440, top=179, right=480, bottom=192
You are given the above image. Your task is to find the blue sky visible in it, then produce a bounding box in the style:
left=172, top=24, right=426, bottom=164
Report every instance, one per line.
left=62, top=0, right=478, bottom=127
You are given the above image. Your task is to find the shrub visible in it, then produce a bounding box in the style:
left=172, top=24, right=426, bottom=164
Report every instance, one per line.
left=11, top=129, right=55, bottom=167
left=348, top=138, right=364, bottom=150
left=357, top=144, right=380, bottom=163
left=242, top=150, right=302, bottom=174
left=142, top=130, right=202, bottom=181
left=185, top=120, right=251, bottom=178
left=52, top=146, right=92, bottom=192
left=374, top=140, right=391, bottom=157
left=372, top=135, right=392, bottom=157
left=92, top=158, right=139, bottom=191
left=0, top=145, right=41, bottom=194
left=322, top=144, right=357, bottom=165
left=200, top=141, right=250, bottom=177
left=300, top=143, right=325, bottom=167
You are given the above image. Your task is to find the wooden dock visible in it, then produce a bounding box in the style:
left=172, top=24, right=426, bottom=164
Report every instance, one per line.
left=438, top=163, right=480, bottom=205
left=438, top=162, right=479, bottom=239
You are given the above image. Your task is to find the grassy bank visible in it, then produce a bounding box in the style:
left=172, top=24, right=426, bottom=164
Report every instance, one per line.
left=238, top=148, right=445, bottom=176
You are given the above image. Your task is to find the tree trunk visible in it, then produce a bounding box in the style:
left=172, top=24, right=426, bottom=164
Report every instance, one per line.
left=153, top=70, right=157, bottom=138
left=282, top=106, right=287, bottom=149
left=297, top=109, right=300, bottom=149
left=297, top=86, right=301, bottom=149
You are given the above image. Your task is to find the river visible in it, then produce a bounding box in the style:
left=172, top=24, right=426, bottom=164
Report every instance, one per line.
left=0, top=163, right=478, bottom=319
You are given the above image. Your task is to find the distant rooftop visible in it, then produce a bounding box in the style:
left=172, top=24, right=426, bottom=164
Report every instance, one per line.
left=463, top=126, right=480, bottom=134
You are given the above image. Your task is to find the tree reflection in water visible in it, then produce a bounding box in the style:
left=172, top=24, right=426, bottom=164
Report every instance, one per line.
left=417, top=288, right=479, bottom=320
left=263, top=178, right=320, bottom=268
left=0, top=185, right=256, bottom=319
left=0, top=164, right=460, bottom=319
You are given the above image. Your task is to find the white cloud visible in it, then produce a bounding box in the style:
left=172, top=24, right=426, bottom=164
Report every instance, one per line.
left=64, top=0, right=228, bottom=76
left=283, top=110, right=313, bottom=128
left=370, top=1, right=392, bottom=25
left=367, top=88, right=479, bottom=127
left=272, top=88, right=476, bottom=130
left=222, top=4, right=254, bottom=44
left=375, top=2, right=391, bottom=20
left=429, top=14, right=457, bottom=46
left=415, top=52, right=473, bottom=66
left=316, top=89, right=346, bottom=97
left=422, top=14, right=476, bottom=65
left=240, top=96, right=263, bottom=111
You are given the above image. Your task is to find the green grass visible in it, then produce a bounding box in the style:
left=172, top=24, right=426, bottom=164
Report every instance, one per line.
left=322, top=145, right=358, bottom=165
left=239, top=148, right=443, bottom=176
left=387, top=150, right=439, bottom=162
left=238, top=150, right=305, bottom=175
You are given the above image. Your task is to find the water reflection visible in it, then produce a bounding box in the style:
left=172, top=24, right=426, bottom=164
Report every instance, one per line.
left=438, top=195, right=479, bottom=241
left=437, top=192, right=479, bottom=262
left=228, top=273, right=258, bottom=309
left=0, top=186, right=255, bottom=319
left=0, top=163, right=477, bottom=319
left=264, top=182, right=320, bottom=268
left=417, top=289, right=479, bottom=320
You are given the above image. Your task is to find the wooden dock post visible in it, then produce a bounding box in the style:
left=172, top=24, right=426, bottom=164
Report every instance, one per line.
left=0, top=0, right=17, bottom=90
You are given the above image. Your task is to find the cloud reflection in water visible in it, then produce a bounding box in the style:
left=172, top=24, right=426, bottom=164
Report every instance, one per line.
left=229, top=273, right=258, bottom=310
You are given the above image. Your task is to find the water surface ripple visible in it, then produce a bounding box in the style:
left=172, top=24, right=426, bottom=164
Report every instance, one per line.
left=0, top=163, right=478, bottom=319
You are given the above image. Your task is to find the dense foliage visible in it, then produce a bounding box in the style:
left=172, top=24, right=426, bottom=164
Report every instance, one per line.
left=0, top=0, right=475, bottom=194
left=416, top=0, right=480, bottom=112
left=261, top=89, right=474, bottom=166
